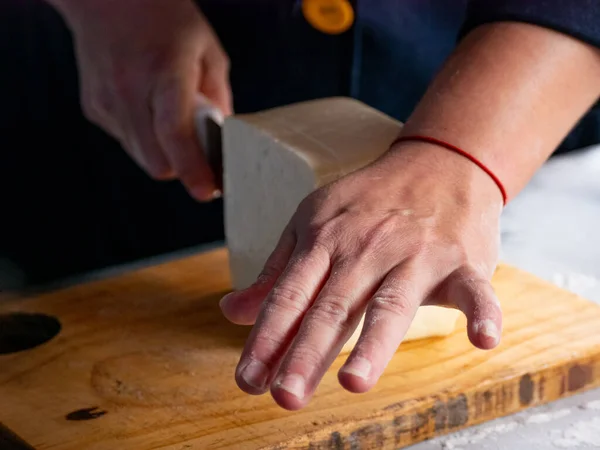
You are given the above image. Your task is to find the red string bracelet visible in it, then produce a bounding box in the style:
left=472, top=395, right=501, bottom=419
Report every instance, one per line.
left=392, top=135, right=508, bottom=206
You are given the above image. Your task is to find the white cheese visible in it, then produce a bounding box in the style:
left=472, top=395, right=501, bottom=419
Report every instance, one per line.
left=220, top=97, right=461, bottom=351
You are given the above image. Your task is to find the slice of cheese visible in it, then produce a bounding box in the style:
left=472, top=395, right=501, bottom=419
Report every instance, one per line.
left=221, top=97, right=461, bottom=349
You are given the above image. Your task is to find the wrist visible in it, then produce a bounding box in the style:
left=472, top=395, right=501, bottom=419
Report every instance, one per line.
left=381, top=139, right=505, bottom=211
left=392, top=135, right=507, bottom=206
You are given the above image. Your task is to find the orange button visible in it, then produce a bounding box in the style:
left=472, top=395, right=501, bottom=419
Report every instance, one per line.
left=302, top=0, right=355, bottom=35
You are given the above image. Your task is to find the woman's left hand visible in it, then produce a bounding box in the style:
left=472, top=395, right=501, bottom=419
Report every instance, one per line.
left=220, top=141, right=504, bottom=411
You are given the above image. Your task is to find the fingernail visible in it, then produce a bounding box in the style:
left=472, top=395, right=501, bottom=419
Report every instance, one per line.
left=275, top=374, right=305, bottom=399
left=474, top=319, right=500, bottom=344
left=241, top=360, right=269, bottom=390
left=340, top=357, right=372, bottom=380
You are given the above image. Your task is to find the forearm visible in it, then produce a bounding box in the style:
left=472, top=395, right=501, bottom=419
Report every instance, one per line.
left=396, top=22, right=600, bottom=203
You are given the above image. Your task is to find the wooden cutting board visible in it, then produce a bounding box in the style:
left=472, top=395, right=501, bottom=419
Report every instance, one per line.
left=1, top=248, right=600, bottom=450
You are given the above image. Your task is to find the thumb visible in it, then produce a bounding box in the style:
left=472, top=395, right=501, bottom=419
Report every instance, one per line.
left=441, top=267, right=503, bottom=350
left=200, top=43, right=233, bottom=116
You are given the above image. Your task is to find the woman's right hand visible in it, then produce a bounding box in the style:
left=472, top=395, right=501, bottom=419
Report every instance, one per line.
left=50, top=0, right=232, bottom=201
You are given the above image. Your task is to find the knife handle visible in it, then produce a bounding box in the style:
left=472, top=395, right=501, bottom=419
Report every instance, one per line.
left=194, top=97, right=224, bottom=192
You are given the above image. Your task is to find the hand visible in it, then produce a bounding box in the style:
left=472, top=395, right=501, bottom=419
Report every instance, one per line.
left=220, top=141, right=504, bottom=410
left=55, top=0, right=232, bottom=201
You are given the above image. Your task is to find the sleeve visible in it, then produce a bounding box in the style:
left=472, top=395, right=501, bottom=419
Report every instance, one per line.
left=461, top=0, right=600, bottom=48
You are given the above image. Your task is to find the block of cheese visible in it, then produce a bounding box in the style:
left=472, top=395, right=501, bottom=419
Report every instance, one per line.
left=221, top=97, right=461, bottom=349
left=343, top=306, right=461, bottom=353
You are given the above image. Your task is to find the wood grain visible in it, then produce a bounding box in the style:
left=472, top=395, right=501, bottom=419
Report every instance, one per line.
left=1, top=248, right=600, bottom=450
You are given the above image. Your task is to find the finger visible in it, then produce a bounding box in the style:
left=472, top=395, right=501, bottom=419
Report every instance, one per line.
left=78, top=68, right=152, bottom=174
left=79, top=76, right=124, bottom=143
left=82, top=76, right=168, bottom=179
left=338, top=261, right=432, bottom=394
left=441, top=267, right=502, bottom=350
left=85, top=95, right=149, bottom=173
left=270, top=259, right=383, bottom=410
left=152, top=71, right=217, bottom=202
left=234, top=242, right=331, bottom=396
left=85, top=100, right=125, bottom=145
left=77, top=53, right=173, bottom=180
left=126, top=103, right=175, bottom=180
left=200, top=43, right=233, bottom=116
left=220, top=222, right=297, bottom=325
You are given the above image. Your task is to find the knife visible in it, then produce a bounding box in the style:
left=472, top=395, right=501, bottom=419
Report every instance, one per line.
left=194, top=97, right=225, bottom=193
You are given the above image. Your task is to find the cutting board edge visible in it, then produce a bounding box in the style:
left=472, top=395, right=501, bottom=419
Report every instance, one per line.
left=261, top=352, right=600, bottom=450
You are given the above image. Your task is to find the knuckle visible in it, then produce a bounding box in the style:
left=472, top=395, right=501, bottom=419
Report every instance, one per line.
left=256, top=264, right=281, bottom=285
left=306, top=295, right=351, bottom=329
left=253, top=332, right=284, bottom=353
left=364, top=216, right=398, bottom=244
left=356, top=221, right=400, bottom=256
left=268, top=284, right=311, bottom=313
left=371, top=283, right=416, bottom=317
left=371, top=297, right=413, bottom=318
left=380, top=280, right=416, bottom=302
left=291, top=340, right=327, bottom=367
left=410, top=240, right=430, bottom=257
left=304, top=222, right=336, bottom=251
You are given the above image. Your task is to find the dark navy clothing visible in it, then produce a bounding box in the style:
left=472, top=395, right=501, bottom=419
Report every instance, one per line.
left=201, top=0, right=600, bottom=152
left=200, top=1, right=467, bottom=121
left=2, top=0, right=599, bottom=286
left=464, top=0, right=600, bottom=48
